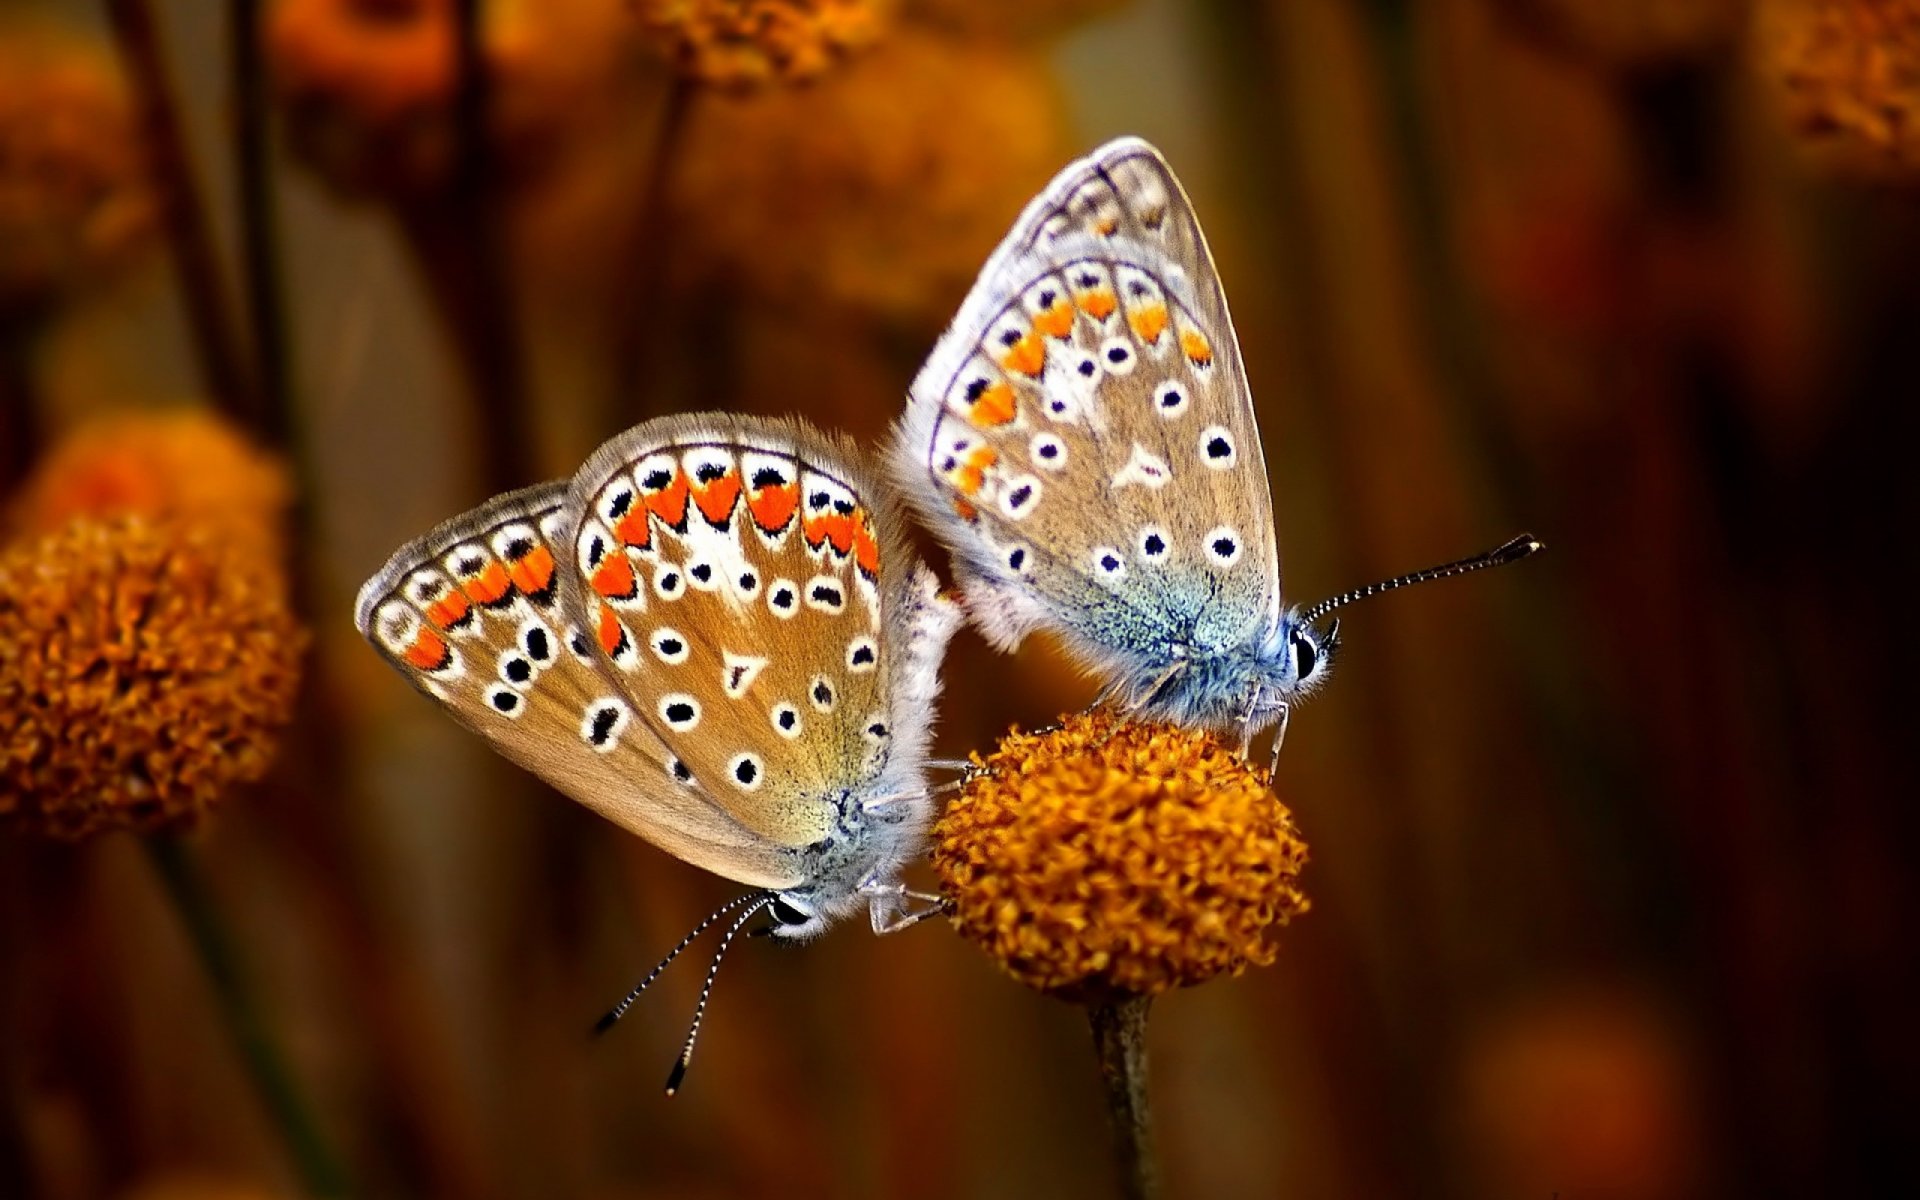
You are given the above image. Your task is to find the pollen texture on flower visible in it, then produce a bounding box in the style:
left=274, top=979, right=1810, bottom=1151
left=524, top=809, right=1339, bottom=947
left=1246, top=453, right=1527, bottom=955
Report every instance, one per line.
left=1754, top=0, right=1920, bottom=178
left=637, top=0, right=892, bottom=86
left=8, top=410, right=292, bottom=565
left=0, top=517, right=306, bottom=840
left=933, top=712, right=1310, bottom=999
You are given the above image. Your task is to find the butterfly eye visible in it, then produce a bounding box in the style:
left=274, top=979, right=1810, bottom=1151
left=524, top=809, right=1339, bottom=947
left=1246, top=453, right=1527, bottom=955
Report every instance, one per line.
left=769, top=897, right=812, bottom=927
left=1290, top=631, right=1320, bottom=680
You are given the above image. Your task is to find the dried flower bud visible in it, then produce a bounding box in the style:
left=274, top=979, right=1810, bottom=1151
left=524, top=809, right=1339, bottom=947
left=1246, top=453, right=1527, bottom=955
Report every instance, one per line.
left=9, top=410, right=292, bottom=566
left=0, top=25, right=157, bottom=323
left=1754, top=0, right=1920, bottom=179
left=0, top=517, right=306, bottom=840
left=637, top=0, right=893, bottom=86
left=933, top=712, right=1310, bottom=1000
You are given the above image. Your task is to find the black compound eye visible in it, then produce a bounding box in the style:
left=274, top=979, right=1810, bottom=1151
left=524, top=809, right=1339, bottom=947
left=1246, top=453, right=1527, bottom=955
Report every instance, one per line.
left=1292, top=632, right=1319, bottom=678
left=769, top=897, right=809, bottom=926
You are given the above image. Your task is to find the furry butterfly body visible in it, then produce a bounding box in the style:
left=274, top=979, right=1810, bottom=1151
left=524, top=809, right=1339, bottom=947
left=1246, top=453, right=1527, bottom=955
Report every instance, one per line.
left=356, top=414, right=959, bottom=939
left=892, top=138, right=1537, bottom=751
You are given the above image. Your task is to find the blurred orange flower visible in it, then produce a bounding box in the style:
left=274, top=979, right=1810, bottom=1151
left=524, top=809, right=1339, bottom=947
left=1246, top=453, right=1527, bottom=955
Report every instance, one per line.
left=666, top=28, right=1067, bottom=330
left=0, top=516, right=306, bottom=840
left=0, top=24, right=157, bottom=323
left=636, top=0, right=893, bottom=86
left=268, top=0, right=642, bottom=197
left=1755, top=0, right=1920, bottom=178
left=933, top=712, right=1310, bottom=1000
left=8, top=410, right=292, bottom=566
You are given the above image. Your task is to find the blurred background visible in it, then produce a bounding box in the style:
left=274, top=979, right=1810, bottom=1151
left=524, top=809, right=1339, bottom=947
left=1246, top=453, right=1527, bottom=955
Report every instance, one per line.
left=3, top=0, right=1917, bottom=1196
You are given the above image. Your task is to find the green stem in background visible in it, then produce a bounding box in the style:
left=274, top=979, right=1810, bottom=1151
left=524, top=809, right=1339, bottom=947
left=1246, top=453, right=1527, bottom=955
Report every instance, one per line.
left=1087, top=994, right=1158, bottom=1200
left=146, top=836, right=349, bottom=1198
left=104, top=0, right=259, bottom=427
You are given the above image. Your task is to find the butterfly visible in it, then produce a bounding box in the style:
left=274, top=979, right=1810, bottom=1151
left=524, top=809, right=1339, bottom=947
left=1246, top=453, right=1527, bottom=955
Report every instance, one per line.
left=356, top=414, right=960, bottom=1089
left=891, top=137, right=1539, bottom=766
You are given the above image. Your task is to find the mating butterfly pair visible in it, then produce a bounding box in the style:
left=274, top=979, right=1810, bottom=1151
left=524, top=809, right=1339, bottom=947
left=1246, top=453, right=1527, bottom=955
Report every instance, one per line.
left=356, top=138, right=1537, bottom=1087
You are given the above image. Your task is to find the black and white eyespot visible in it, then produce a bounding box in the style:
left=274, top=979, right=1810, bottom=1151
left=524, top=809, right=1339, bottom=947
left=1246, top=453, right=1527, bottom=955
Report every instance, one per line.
left=1137, top=526, right=1171, bottom=563
left=1005, top=543, right=1033, bottom=576
left=732, top=568, right=761, bottom=601
left=684, top=556, right=720, bottom=591
left=575, top=520, right=611, bottom=577
left=999, top=474, right=1041, bottom=521
left=770, top=702, right=803, bottom=739
left=1199, top=426, right=1237, bottom=470
left=846, top=636, right=878, bottom=673
left=580, top=698, right=629, bottom=753
left=513, top=620, right=552, bottom=666
left=496, top=648, right=535, bottom=689
left=649, top=627, right=689, bottom=665
left=486, top=686, right=525, bottom=719
left=653, top=562, right=685, bottom=600
left=1155, top=381, right=1189, bottom=419
left=1092, top=546, right=1127, bottom=581
left=767, top=578, right=800, bottom=619
left=810, top=675, right=836, bottom=713
left=1203, top=526, right=1244, bottom=569
left=596, top=481, right=636, bottom=527
left=1030, top=433, right=1068, bottom=471
left=805, top=576, right=846, bottom=614
left=727, top=752, right=764, bottom=792
left=565, top=625, right=594, bottom=663
left=658, top=693, right=701, bottom=731
left=667, top=757, right=695, bottom=788
left=1074, top=355, right=1099, bottom=381
left=864, top=716, right=891, bottom=742
left=1099, top=336, right=1137, bottom=375
left=722, top=653, right=766, bottom=698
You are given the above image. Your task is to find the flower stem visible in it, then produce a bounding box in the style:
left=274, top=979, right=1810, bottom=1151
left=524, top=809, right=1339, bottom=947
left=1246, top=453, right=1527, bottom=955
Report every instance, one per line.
left=1087, top=994, right=1159, bottom=1200
left=146, top=835, right=349, bottom=1197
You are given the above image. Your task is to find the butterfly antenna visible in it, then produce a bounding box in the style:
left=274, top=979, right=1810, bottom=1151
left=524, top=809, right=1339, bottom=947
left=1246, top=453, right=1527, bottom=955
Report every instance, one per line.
left=664, top=894, right=774, bottom=1096
left=1298, top=534, right=1543, bottom=627
left=594, top=891, right=768, bottom=1036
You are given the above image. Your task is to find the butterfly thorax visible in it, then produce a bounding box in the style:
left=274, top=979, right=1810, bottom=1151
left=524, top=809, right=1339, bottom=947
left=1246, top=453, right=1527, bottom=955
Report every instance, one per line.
left=768, top=782, right=932, bottom=940
left=1130, top=609, right=1333, bottom=733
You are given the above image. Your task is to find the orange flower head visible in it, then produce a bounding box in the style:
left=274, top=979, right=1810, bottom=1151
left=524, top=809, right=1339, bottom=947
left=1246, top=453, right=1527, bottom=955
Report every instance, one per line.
left=933, top=712, right=1310, bottom=1000
left=0, top=517, right=306, bottom=840
left=1755, top=0, right=1920, bottom=179
left=9, top=410, right=292, bottom=566
left=0, top=25, right=158, bottom=322
left=637, top=0, right=893, bottom=86
left=668, top=29, right=1068, bottom=328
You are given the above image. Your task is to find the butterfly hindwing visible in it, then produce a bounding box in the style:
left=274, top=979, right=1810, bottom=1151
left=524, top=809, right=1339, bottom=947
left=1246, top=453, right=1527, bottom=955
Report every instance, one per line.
left=893, top=138, right=1280, bottom=676
left=567, top=415, right=951, bottom=851
left=354, top=483, right=802, bottom=890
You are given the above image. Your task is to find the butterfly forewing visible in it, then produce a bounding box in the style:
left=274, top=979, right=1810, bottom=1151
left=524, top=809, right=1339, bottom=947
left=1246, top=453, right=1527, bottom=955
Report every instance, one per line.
left=895, top=138, right=1280, bottom=669
left=566, top=416, right=909, bottom=850
left=354, top=483, right=801, bottom=890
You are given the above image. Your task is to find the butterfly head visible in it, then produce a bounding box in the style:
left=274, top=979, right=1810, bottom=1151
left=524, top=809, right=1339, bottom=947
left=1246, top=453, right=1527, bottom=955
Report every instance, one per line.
left=765, top=892, right=826, bottom=940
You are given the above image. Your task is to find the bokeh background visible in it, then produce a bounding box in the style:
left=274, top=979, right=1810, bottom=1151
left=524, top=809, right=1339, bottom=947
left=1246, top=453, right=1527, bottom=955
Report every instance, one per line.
left=4, top=0, right=1918, bottom=1197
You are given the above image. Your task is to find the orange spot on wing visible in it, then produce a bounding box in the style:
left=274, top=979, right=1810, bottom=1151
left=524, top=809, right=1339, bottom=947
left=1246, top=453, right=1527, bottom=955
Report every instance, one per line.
left=1034, top=300, right=1074, bottom=339
left=590, top=552, right=636, bottom=600
left=507, top=544, right=555, bottom=595
left=403, top=626, right=450, bottom=671
left=998, top=331, right=1046, bottom=378
left=596, top=605, right=627, bottom=657
left=952, top=496, right=978, bottom=522
left=951, top=445, right=998, bottom=496
left=1128, top=302, right=1169, bottom=345
left=854, top=519, right=880, bottom=576
left=1078, top=288, right=1117, bottom=320
left=645, top=470, right=690, bottom=528
left=748, top=480, right=800, bottom=533
left=424, top=590, right=469, bottom=630
left=692, top=470, right=742, bottom=528
left=1095, top=215, right=1119, bottom=236
left=970, top=381, right=1017, bottom=427
left=612, top=509, right=651, bottom=549
left=1181, top=328, right=1214, bottom=366
left=461, top=560, right=513, bottom=605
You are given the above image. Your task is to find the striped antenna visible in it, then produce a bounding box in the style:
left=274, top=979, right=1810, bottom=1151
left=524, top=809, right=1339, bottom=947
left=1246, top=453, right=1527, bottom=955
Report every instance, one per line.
left=1298, top=534, right=1543, bottom=627
left=664, top=894, right=775, bottom=1096
left=594, top=891, right=769, bottom=1036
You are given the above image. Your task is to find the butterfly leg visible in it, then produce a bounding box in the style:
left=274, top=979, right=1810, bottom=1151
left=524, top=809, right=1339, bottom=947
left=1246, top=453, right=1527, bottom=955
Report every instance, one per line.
left=1262, top=702, right=1292, bottom=779
left=861, top=878, right=952, bottom=934
left=1118, top=656, right=1189, bottom=723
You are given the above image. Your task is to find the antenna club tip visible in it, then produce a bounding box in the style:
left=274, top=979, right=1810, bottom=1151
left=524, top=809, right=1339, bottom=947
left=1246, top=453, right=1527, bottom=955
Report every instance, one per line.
left=592, top=1011, right=621, bottom=1037
left=1500, top=533, right=1544, bottom=561
left=664, top=1058, right=689, bottom=1096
